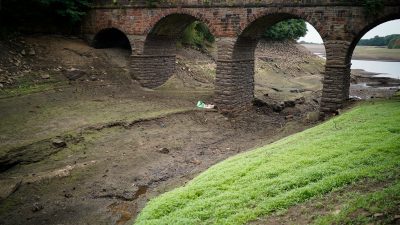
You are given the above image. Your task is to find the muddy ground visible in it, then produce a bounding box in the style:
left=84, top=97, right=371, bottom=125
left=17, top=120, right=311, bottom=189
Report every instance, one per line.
left=0, top=36, right=397, bottom=225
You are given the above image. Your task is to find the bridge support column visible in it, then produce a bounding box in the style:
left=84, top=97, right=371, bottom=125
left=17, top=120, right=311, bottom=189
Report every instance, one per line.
left=320, top=40, right=352, bottom=116
left=215, top=37, right=257, bottom=113
left=130, top=35, right=177, bottom=88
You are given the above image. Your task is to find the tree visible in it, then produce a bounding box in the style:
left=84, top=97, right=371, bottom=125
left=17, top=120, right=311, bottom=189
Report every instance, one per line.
left=1, top=0, right=91, bottom=26
left=358, top=34, right=400, bottom=47
left=263, top=19, right=308, bottom=41
left=180, top=21, right=215, bottom=50
left=388, top=38, right=400, bottom=49
left=363, top=0, right=384, bottom=17
left=38, top=0, right=91, bottom=23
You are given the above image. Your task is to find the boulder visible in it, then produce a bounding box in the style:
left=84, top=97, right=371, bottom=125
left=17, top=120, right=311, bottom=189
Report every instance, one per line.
left=52, top=138, right=67, bottom=148
left=64, top=68, right=86, bottom=81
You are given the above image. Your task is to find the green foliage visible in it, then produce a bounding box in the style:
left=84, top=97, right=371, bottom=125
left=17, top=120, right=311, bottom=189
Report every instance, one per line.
left=38, top=0, right=91, bottom=23
left=263, top=19, right=307, bottom=41
left=388, top=37, right=400, bottom=49
left=145, top=0, right=160, bottom=7
left=136, top=100, right=400, bottom=225
left=358, top=34, right=400, bottom=47
left=0, top=0, right=91, bottom=28
left=180, top=21, right=215, bottom=50
left=363, top=0, right=384, bottom=17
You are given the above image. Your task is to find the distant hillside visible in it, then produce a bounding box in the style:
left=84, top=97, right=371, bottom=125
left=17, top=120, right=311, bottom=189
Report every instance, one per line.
left=358, top=34, right=400, bottom=49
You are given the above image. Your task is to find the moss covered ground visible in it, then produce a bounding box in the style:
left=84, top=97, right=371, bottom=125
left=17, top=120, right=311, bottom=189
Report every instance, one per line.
left=135, top=99, right=400, bottom=225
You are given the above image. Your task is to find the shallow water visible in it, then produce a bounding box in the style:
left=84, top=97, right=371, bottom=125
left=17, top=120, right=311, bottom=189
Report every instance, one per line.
left=351, top=60, right=400, bottom=80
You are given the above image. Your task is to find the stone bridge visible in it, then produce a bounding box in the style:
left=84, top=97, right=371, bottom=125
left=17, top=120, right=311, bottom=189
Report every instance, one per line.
left=82, top=0, right=400, bottom=115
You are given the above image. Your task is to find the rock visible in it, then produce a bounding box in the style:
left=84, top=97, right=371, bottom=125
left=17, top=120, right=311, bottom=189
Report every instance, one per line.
left=272, top=102, right=285, bottom=112
left=0, top=84, right=3, bottom=88
left=64, top=68, right=86, bottom=81
left=253, top=98, right=268, bottom=107
left=64, top=193, right=73, bottom=198
left=0, top=179, right=22, bottom=201
left=191, top=158, right=201, bottom=165
left=31, top=202, right=44, bottom=212
left=157, top=147, right=169, bottom=154
left=290, top=89, right=305, bottom=93
left=28, top=48, right=36, bottom=56
left=52, top=138, right=67, bottom=148
left=41, top=74, right=50, bottom=79
left=21, top=50, right=26, bottom=56
left=333, top=209, right=341, bottom=215
left=271, top=87, right=282, bottom=92
left=373, top=213, right=384, bottom=218
left=295, top=97, right=306, bottom=104
left=285, top=115, right=294, bottom=120
left=306, top=112, right=320, bottom=122
left=284, top=100, right=296, bottom=108
left=349, top=95, right=362, bottom=100
left=312, top=98, right=319, bottom=104
left=89, top=75, right=97, bottom=81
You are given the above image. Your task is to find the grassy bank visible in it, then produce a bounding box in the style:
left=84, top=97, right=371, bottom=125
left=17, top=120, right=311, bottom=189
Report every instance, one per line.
left=353, top=46, right=400, bottom=61
left=135, top=99, right=400, bottom=225
left=301, top=44, right=400, bottom=61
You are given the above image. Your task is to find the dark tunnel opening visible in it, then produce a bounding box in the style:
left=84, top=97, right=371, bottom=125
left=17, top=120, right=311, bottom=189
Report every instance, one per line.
left=92, top=28, right=132, bottom=51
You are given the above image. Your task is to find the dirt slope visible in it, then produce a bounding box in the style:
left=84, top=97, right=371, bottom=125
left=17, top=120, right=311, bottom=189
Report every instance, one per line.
left=0, top=35, right=326, bottom=225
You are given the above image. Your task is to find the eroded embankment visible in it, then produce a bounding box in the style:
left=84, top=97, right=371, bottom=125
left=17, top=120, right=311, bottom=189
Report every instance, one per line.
left=0, top=107, right=319, bottom=225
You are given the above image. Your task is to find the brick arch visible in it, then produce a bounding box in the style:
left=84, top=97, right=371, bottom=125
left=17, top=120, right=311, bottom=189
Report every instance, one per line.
left=143, top=10, right=217, bottom=37
left=133, top=11, right=217, bottom=89
left=238, top=9, right=324, bottom=40
left=232, top=10, right=327, bottom=59
left=92, top=27, right=132, bottom=51
left=92, top=24, right=131, bottom=40
left=347, top=15, right=400, bottom=64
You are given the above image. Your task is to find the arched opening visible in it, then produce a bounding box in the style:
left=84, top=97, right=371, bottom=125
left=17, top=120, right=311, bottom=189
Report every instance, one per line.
left=92, top=28, right=132, bottom=52
left=133, top=13, right=217, bottom=92
left=348, top=18, right=400, bottom=99
left=222, top=13, right=326, bottom=116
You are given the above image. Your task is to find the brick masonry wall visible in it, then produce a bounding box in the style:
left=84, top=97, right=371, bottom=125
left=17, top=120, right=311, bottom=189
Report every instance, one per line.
left=214, top=37, right=258, bottom=113
left=131, top=55, right=176, bottom=88
left=82, top=2, right=400, bottom=115
left=215, top=59, right=255, bottom=113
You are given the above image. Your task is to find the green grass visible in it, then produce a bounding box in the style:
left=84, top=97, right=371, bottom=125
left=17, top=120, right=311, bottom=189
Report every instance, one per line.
left=135, top=99, right=400, bottom=225
left=314, top=180, right=400, bottom=224
left=353, top=46, right=400, bottom=61
left=0, top=71, right=67, bottom=99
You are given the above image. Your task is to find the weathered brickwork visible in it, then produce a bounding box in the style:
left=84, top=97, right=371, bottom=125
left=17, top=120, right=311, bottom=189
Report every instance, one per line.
left=83, top=0, right=400, bottom=115
left=131, top=55, right=176, bottom=88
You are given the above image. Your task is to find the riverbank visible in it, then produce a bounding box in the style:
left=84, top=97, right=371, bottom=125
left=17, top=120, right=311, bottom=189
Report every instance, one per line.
left=0, top=36, right=325, bottom=225
left=0, top=35, right=397, bottom=225
left=351, top=69, right=399, bottom=99
left=301, top=44, right=400, bottom=62
left=301, top=43, right=400, bottom=99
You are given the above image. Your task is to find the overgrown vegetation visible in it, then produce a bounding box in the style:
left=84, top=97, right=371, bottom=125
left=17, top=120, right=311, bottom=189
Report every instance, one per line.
left=363, top=0, right=384, bottom=17
left=388, top=37, right=400, bottom=49
left=263, top=19, right=307, bottom=41
left=136, top=100, right=400, bottom=225
left=180, top=21, right=215, bottom=50
left=38, top=0, right=91, bottom=23
left=358, top=34, right=400, bottom=48
left=180, top=19, right=307, bottom=50
left=0, top=0, right=91, bottom=34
